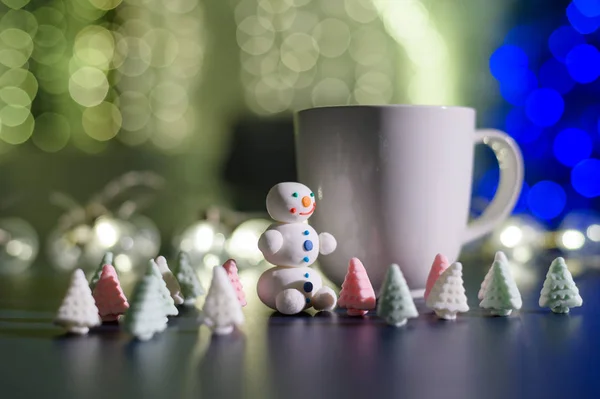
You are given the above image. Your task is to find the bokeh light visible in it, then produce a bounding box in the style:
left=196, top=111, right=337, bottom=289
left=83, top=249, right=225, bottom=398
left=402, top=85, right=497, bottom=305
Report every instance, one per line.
left=574, top=0, right=600, bottom=17
left=499, top=69, right=537, bottom=106
left=68, top=66, right=109, bottom=107
left=82, top=101, right=122, bottom=141
left=525, top=88, right=564, bottom=127
left=505, top=107, right=543, bottom=144
left=566, top=43, right=600, bottom=83
left=571, top=159, right=600, bottom=197
left=527, top=180, right=567, bottom=219
left=567, top=2, right=600, bottom=34
left=538, top=58, right=575, bottom=94
left=489, top=45, right=528, bottom=82
left=553, top=128, right=592, bottom=167
left=548, top=25, right=585, bottom=62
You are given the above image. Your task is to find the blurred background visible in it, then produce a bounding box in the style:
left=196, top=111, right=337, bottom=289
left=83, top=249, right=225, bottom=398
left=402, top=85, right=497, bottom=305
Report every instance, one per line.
left=0, top=0, right=598, bottom=285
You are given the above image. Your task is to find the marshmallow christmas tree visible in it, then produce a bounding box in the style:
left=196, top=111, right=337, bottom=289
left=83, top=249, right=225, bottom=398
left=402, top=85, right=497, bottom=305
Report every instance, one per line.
left=92, top=264, right=129, bottom=322
left=173, top=251, right=205, bottom=306
left=203, top=265, right=244, bottom=335
left=338, top=257, right=376, bottom=316
left=222, top=259, right=247, bottom=307
left=376, top=264, right=418, bottom=327
left=426, top=262, right=469, bottom=320
left=150, top=260, right=179, bottom=316
left=479, top=260, right=522, bottom=316
left=478, top=251, right=509, bottom=300
left=55, top=269, right=101, bottom=335
left=155, top=256, right=184, bottom=305
left=123, top=267, right=168, bottom=341
left=539, top=257, right=583, bottom=314
left=424, top=253, right=450, bottom=300
left=89, top=252, right=114, bottom=291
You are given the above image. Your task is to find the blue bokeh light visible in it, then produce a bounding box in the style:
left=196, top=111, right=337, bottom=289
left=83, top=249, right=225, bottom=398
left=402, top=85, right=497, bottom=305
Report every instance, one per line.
left=571, top=159, right=600, bottom=197
left=527, top=181, right=567, bottom=219
left=567, top=2, right=600, bottom=34
left=538, top=58, right=575, bottom=94
left=548, top=26, right=585, bottom=62
left=489, top=45, right=529, bottom=82
left=566, top=44, right=600, bottom=83
left=499, top=70, right=538, bottom=106
left=525, top=88, right=565, bottom=127
left=574, top=0, right=600, bottom=17
left=553, top=128, right=593, bottom=166
left=504, top=24, right=546, bottom=61
left=505, top=107, right=543, bottom=144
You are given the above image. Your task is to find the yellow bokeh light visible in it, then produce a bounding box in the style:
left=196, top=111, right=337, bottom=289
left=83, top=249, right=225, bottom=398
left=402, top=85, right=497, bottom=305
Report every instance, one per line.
left=69, top=66, right=109, bottom=107
left=0, top=86, right=31, bottom=107
left=280, top=32, right=319, bottom=72
left=0, top=68, right=37, bottom=101
left=115, top=37, right=151, bottom=77
left=344, top=0, right=377, bottom=23
left=1, top=9, right=38, bottom=36
left=1, top=0, right=30, bottom=10
left=82, top=101, right=122, bottom=141
left=258, top=0, right=293, bottom=14
left=0, top=28, right=33, bottom=68
left=248, top=77, right=293, bottom=114
left=33, top=7, right=65, bottom=28
left=74, top=25, right=115, bottom=69
left=31, top=113, right=70, bottom=152
left=311, top=77, right=350, bottom=106
left=162, top=0, right=198, bottom=14
left=312, top=18, right=351, bottom=58
left=118, top=91, right=151, bottom=132
left=89, top=0, right=123, bottom=11
left=149, top=83, right=189, bottom=122
left=142, top=28, right=179, bottom=68
left=348, top=27, right=387, bottom=66
left=237, top=16, right=275, bottom=56
left=354, top=71, right=393, bottom=104
left=259, top=4, right=297, bottom=32
left=151, top=115, right=190, bottom=150
left=0, top=105, right=30, bottom=127
left=0, top=111, right=33, bottom=144
left=70, top=0, right=106, bottom=22
left=32, top=25, right=67, bottom=65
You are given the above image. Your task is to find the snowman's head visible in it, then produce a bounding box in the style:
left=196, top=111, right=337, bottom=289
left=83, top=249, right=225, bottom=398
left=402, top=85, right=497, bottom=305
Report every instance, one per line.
left=266, top=182, right=316, bottom=223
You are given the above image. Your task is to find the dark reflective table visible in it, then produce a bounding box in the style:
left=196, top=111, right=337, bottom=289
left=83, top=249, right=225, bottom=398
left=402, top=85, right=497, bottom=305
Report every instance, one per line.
left=1, top=255, right=599, bottom=399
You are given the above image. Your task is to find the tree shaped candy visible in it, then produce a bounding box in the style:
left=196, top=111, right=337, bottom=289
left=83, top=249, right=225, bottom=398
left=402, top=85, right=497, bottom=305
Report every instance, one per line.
left=338, top=257, right=376, bottom=316
left=55, top=269, right=101, bottom=335
left=92, top=264, right=129, bottom=322
left=173, top=251, right=205, bottom=306
left=223, top=259, right=247, bottom=307
left=426, top=262, right=469, bottom=320
left=479, top=259, right=522, bottom=316
left=424, top=254, right=450, bottom=300
left=123, top=267, right=168, bottom=341
left=478, top=251, right=509, bottom=300
left=376, top=264, right=418, bottom=326
left=89, top=252, right=114, bottom=291
left=149, top=260, right=179, bottom=316
left=539, top=257, right=582, bottom=314
left=203, top=265, right=244, bottom=335
left=155, top=256, right=184, bottom=305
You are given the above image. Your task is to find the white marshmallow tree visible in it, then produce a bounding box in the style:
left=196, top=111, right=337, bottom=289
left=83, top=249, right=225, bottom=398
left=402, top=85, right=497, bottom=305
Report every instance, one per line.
left=479, top=259, right=522, bottom=316
left=203, top=266, right=244, bottom=335
left=539, top=257, right=583, bottom=314
left=155, top=256, right=184, bottom=305
left=478, top=251, right=509, bottom=300
left=150, top=260, right=179, bottom=316
left=55, top=269, right=101, bottom=335
left=426, top=262, right=469, bottom=320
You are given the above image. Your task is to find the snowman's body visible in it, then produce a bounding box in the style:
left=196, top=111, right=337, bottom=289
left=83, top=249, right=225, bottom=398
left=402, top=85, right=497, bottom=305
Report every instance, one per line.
left=257, top=183, right=338, bottom=315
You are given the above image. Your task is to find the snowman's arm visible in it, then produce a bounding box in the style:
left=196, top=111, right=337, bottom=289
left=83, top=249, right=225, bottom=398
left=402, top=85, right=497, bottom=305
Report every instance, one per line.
left=258, top=230, right=284, bottom=256
left=319, top=232, right=337, bottom=255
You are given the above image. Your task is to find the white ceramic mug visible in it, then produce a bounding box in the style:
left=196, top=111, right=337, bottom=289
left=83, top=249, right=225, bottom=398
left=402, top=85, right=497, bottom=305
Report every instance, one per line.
left=294, top=105, right=524, bottom=296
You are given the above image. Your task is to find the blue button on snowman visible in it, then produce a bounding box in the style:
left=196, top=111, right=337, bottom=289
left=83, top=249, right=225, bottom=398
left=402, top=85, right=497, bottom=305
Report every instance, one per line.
left=257, top=182, right=338, bottom=315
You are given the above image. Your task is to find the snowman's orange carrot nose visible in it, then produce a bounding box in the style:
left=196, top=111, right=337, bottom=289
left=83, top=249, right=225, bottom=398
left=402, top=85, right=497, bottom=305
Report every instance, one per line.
left=301, top=196, right=311, bottom=207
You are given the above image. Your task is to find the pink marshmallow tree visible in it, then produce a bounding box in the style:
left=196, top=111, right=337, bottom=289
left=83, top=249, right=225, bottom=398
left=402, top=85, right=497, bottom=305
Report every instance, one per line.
left=223, top=259, right=247, bottom=307
left=424, top=254, right=450, bottom=300
left=93, top=264, right=129, bottom=322
left=338, top=257, right=376, bottom=316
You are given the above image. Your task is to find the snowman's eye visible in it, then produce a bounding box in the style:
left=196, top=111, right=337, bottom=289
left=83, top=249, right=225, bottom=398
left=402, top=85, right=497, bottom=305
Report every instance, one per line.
left=310, top=193, right=314, bottom=197
left=292, top=192, right=298, bottom=197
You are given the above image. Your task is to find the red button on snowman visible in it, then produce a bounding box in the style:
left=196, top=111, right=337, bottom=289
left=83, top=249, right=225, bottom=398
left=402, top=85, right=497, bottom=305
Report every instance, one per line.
left=257, top=182, right=338, bottom=314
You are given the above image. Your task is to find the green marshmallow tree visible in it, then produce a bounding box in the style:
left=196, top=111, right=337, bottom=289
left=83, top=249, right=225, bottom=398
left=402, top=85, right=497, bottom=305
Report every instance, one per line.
left=479, top=259, right=522, bottom=316
left=539, top=257, right=582, bottom=314
left=173, top=251, right=205, bottom=306
left=377, top=264, right=418, bottom=327
left=123, top=267, right=168, bottom=341
left=89, top=252, right=114, bottom=291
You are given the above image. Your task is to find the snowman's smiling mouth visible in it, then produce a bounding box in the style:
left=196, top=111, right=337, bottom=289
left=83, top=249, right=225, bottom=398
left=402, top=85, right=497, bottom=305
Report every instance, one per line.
left=299, top=203, right=316, bottom=215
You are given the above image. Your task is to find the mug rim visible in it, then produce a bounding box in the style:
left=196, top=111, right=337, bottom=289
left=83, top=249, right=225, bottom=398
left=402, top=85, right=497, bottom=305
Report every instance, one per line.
left=296, top=104, right=475, bottom=115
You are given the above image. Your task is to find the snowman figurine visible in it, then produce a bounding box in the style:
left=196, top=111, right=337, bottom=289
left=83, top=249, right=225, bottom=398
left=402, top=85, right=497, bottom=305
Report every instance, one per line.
left=257, top=182, right=338, bottom=315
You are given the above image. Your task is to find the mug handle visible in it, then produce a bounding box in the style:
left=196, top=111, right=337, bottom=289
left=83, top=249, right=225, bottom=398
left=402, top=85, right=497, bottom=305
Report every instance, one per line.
left=463, top=129, right=524, bottom=243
